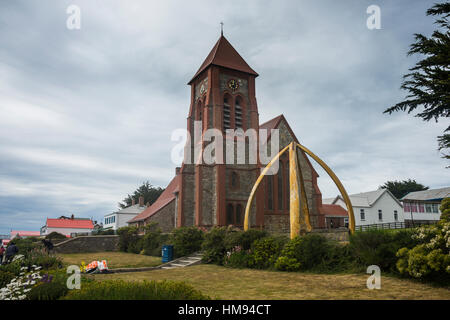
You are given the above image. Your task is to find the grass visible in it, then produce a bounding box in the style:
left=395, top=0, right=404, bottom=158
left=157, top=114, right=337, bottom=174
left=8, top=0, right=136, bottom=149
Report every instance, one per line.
left=58, top=251, right=162, bottom=269
left=90, top=264, right=450, bottom=300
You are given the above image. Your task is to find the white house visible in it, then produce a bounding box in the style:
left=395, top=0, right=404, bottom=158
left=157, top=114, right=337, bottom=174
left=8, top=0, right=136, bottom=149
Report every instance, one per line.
left=103, top=197, right=147, bottom=231
left=401, top=187, right=449, bottom=224
left=323, top=189, right=404, bottom=227
left=40, top=216, right=94, bottom=237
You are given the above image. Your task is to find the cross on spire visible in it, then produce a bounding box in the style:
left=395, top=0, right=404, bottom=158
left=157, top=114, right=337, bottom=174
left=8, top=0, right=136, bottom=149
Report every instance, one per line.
left=220, top=22, right=224, bottom=36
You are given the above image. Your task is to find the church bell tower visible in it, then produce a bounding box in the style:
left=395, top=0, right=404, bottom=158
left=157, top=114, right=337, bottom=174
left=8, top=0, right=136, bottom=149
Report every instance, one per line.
left=177, top=34, right=265, bottom=229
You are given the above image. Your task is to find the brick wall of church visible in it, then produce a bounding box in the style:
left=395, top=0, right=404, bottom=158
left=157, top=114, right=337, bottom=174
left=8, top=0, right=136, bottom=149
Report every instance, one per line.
left=201, top=165, right=216, bottom=226
left=264, top=214, right=290, bottom=234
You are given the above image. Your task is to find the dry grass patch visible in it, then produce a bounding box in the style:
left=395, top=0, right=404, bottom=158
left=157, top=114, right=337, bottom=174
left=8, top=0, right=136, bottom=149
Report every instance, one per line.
left=59, top=251, right=162, bottom=269
left=91, top=264, right=450, bottom=300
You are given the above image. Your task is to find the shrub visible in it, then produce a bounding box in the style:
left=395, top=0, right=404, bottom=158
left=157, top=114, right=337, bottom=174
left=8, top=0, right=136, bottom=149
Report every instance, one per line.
left=279, top=234, right=332, bottom=270
left=439, top=197, right=450, bottom=223
left=62, top=280, right=210, bottom=300
left=45, top=232, right=67, bottom=240
left=10, top=237, right=41, bottom=257
left=170, top=227, right=204, bottom=258
left=223, top=246, right=251, bottom=268
left=201, top=227, right=229, bottom=265
left=349, top=229, right=417, bottom=272
left=274, top=256, right=301, bottom=272
left=0, top=261, right=22, bottom=276
left=22, top=249, right=63, bottom=270
left=248, top=236, right=288, bottom=269
left=117, top=226, right=142, bottom=253
left=396, top=222, right=450, bottom=283
left=0, top=270, right=15, bottom=288
left=27, top=278, right=68, bottom=300
left=224, top=229, right=268, bottom=250
left=141, top=223, right=168, bottom=256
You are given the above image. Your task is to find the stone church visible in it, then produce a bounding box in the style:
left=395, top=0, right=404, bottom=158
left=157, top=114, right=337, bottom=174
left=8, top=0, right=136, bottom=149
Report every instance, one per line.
left=129, top=35, right=330, bottom=233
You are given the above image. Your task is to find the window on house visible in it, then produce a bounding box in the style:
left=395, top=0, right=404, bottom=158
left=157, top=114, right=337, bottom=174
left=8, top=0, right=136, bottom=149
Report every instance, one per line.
left=425, top=203, right=432, bottom=213
left=432, top=203, right=439, bottom=213
left=378, top=210, right=383, bottom=221
left=418, top=203, right=424, bottom=213
left=394, top=210, right=398, bottom=221
left=404, top=202, right=410, bottom=212
left=360, top=209, right=365, bottom=221
left=410, top=202, right=417, bottom=212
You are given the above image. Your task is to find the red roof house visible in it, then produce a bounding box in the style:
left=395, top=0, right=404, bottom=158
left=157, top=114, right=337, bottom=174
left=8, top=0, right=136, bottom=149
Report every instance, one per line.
left=42, top=217, right=94, bottom=237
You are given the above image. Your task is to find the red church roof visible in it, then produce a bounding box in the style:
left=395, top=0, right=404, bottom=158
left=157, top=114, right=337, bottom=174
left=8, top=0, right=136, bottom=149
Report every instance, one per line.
left=321, top=204, right=348, bottom=217
left=46, top=218, right=94, bottom=229
left=128, top=175, right=180, bottom=223
left=188, top=35, right=258, bottom=84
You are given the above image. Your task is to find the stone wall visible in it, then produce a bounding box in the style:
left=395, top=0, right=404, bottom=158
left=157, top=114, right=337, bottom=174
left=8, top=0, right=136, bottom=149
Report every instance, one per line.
left=310, top=229, right=349, bottom=242
left=264, top=214, right=290, bottom=234
left=52, top=235, right=119, bottom=254
left=146, top=200, right=176, bottom=233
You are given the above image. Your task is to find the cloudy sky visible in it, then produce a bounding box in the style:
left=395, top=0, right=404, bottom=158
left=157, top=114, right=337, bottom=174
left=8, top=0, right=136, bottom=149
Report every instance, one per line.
left=0, top=0, right=448, bottom=234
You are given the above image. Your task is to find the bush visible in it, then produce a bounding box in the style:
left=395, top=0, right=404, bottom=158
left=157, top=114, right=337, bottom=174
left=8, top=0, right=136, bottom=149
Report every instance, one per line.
left=350, top=229, right=418, bottom=272
left=45, top=232, right=67, bottom=240
left=22, top=249, right=63, bottom=270
left=439, top=197, right=450, bottom=222
left=170, top=227, right=204, bottom=258
left=0, top=270, right=15, bottom=288
left=27, top=278, right=68, bottom=300
left=224, top=229, right=268, bottom=251
left=276, top=234, right=332, bottom=271
left=62, top=280, right=210, bottom=300
left=201, top=227, right=229, bottom=264
left=274, top=256, right=301, bottom=272
left=0, top=261, right=22, bottom=276
left=10, top=237, right=41, bottom=257
left=223, top=246, right=251, bottom=268
left=396, top=222, right=450, bottom=283
left=117, top=226, right=142, bottom=254
left=248, top=236, right=288, bottom=269
left=141, top=223, right=168, bottom=257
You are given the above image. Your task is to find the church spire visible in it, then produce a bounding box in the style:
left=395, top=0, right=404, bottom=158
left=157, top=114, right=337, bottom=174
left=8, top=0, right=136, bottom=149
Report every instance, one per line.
left=220, top=22, right=224, bottom=36
left=188, top=34, right=258, bottom=84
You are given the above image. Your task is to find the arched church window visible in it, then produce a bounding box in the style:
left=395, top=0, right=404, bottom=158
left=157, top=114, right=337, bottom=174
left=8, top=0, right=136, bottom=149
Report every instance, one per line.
left=236, top=204, right=243, bottom=225
left=223, top=96, right=231, bottom=130
left=235, top=97, right=243, bottom=129
left=226, top=203, right=234, bottom=225
left=278, top=162, right=283, bottom=211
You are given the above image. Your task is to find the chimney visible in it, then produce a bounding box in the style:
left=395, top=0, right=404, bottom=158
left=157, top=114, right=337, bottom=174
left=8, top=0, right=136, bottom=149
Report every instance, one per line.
left=131, top=197, right=136, bottom=206
left=71, top=214, right=74, bottom=220
left=139, top=196, right=144, bottom=207
left=146, top=202, right=150, bottom=207
left=175, top=167, right=181, bottom=175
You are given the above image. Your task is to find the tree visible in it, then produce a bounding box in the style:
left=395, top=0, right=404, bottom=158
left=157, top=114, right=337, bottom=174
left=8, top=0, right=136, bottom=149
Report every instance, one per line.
left=384, top=2, right=450, bottom=160
left=118, top=181, right=164, bottom=209
left=380, top=179, right=429, bottom=200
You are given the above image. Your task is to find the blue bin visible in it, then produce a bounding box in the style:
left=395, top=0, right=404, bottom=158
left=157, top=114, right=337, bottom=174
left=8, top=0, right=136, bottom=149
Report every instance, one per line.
left=162, top=245, right=174, bottom=263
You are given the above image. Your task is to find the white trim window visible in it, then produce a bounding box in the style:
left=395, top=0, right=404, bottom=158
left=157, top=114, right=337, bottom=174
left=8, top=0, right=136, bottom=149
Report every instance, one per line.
left=360, top=209, right=365, bottom=221
left=394, top=210, right=398, bottom=221
left=378, top=209, right=383, bottom=221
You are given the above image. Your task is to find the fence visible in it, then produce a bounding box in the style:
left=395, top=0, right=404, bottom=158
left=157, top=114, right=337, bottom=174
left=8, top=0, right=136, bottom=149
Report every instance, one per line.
left=355, top=220, right=438, bottom=232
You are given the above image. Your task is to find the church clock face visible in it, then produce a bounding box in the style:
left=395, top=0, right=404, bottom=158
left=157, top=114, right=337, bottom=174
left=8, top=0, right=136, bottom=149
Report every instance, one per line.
left=227, top=79, right=239, bottom=91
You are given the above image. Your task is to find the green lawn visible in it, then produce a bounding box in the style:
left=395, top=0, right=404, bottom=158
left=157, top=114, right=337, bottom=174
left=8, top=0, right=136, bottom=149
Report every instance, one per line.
left=90, top=264, right=450, bottom=300
left=58, top=251, right=162, bottom=269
